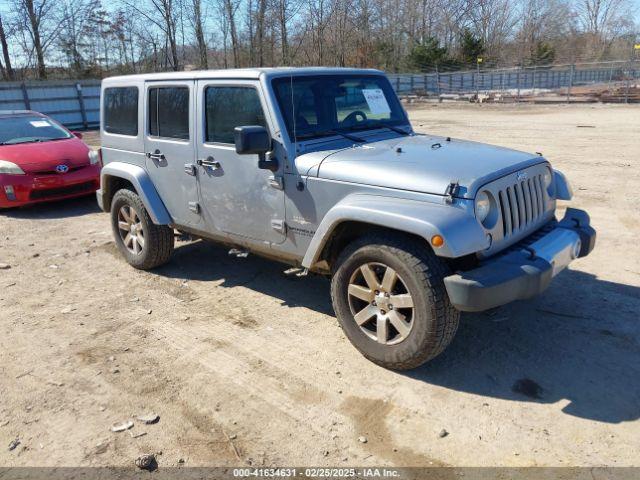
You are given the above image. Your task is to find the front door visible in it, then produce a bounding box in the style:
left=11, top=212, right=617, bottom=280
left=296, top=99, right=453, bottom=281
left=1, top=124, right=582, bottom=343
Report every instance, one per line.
left=144, top=80, right=200, bottom=227
left=195, top=80, right=285, bottom=244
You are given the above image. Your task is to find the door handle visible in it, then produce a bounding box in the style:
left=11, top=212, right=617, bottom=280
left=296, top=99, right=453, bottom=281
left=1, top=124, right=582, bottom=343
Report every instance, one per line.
left=197, top=156, right=221, bottom=170
left=146, top=149, right=165, bottom=161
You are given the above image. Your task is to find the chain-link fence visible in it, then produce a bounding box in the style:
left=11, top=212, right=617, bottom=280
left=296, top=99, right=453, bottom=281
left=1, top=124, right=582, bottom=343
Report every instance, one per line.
left=0, top=61, right=637, bottom=130
left=389, top=60, right=640, bottom=103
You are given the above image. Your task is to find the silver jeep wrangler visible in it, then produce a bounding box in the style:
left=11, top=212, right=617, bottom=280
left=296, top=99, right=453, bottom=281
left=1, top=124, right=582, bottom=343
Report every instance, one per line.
left=98, top=68, right=596, bottom=370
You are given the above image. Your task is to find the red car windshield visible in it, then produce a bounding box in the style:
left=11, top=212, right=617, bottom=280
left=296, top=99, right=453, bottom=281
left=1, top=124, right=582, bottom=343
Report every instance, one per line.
left=0, top=115, right=72, bottom=145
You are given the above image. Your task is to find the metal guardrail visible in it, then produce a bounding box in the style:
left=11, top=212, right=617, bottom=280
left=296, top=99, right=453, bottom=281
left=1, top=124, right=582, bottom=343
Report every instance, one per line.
left=388, top=60, right=640, bottom=102
left=0, top=80, right=101, bottom=129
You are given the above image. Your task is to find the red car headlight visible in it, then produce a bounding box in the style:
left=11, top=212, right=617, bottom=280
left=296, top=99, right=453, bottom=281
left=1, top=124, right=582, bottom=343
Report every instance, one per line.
left=88, top=150, right=100, bottom=165
left=0, top=160, right=25, bottom=175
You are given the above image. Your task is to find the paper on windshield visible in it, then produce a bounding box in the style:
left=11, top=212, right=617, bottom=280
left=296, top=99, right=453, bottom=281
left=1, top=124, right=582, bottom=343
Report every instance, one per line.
left=30, top=120, right=51, bottom=128
left=362, top=89, right=391, bottom=115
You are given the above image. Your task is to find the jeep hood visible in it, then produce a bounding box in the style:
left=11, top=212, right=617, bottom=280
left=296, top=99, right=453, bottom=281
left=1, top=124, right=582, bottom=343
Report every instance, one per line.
left=299, top=135, right=545, bottom=199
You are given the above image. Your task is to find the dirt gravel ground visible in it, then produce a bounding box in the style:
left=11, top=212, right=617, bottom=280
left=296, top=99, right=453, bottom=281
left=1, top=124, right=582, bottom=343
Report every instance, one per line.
left=1, top=103, right=639, bottom=468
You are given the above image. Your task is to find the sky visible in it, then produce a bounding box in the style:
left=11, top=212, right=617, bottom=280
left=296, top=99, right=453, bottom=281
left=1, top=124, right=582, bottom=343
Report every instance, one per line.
left=631, top=0, right=640, bottom=24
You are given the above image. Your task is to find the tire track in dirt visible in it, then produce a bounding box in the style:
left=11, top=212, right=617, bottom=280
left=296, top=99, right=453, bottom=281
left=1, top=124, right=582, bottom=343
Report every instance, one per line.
left=151, top=316, right=444, bottom=466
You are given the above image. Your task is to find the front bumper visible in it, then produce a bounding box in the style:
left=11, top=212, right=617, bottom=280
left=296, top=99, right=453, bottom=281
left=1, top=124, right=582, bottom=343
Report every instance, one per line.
left=444, top=208, right=596, bottom=312
left=0, top=165, right=100, bottom=208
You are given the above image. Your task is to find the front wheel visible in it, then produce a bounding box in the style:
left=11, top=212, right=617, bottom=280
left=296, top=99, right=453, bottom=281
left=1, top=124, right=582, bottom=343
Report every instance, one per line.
left=110, top=189, right=174, bottom=270
left=331, top=233, right=459, bottom=370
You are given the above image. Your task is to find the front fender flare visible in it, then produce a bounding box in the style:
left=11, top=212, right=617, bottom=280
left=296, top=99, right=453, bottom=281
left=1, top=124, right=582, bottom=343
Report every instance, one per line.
left=301, top=194, right=488, bottom=268
left=99, top=162, right=172, bottom=225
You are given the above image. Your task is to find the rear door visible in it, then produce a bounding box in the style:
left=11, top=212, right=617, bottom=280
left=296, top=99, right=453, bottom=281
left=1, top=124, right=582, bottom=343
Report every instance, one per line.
left=194, top=80, right=285, bottom=244
left=144, top=80, right=200, bottom=227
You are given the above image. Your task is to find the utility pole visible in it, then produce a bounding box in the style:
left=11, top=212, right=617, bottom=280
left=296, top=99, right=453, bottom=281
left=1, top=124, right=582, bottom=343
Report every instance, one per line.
left=567, top=64, right=575, bottom=104
left=476, top=57, right=482, bottom=103
left=629, top=43, right=640, bottom=104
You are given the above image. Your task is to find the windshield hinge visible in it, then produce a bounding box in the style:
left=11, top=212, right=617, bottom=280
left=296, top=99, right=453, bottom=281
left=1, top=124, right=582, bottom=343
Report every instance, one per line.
left=445, top=181, right=460, bottom=204
left=268, top=175, right=284, bottom=190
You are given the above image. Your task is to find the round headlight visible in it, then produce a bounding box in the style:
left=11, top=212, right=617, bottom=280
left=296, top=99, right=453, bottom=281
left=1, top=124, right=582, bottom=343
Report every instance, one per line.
left=475, top=191, right=491, bottom=223
left=0, top=160, right=25, bottom=175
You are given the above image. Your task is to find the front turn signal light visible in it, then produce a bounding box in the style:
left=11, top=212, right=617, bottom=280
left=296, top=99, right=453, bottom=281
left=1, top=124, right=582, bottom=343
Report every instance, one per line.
left=431, top=235, right=444, bottom=248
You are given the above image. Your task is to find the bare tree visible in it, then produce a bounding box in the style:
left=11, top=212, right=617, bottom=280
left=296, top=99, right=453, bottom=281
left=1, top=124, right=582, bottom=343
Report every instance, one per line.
left=255, top=0, right=268, bottom=66
left=515, top=0, right=571, bottom=64
left=13, top=0, right=65, bottom=78
left=189, top=0, right=208, bottom=68
left=0, top=15, right=15, bottom=80
left=575, top=0, right=631, bottom=37
left=222, top=0, right=241, bottom=66
left=273, top=0, right=299, bottom=64
left=123, top=0, right=180, bottom=70
left=1, top=0, right=638, bottom=79
left=58, top=0, right=98, bottom=75
left=468, top=0, right=518, bottom=59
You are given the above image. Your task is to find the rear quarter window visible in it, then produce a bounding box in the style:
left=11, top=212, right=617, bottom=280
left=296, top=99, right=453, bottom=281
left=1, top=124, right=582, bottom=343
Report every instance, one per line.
left=103, top=87, right=139, bottom=136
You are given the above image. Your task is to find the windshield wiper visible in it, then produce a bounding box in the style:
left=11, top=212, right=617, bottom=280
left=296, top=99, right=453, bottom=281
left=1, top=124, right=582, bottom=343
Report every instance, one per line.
left=1, top=137, right=68, bottom=145
left=2, top=138, right=44, bottom=145
left=348, top=123, right=410, bottom=136
left=296, top=129, right=365, bottom=143
left=378, top=123, right=411, bottom=135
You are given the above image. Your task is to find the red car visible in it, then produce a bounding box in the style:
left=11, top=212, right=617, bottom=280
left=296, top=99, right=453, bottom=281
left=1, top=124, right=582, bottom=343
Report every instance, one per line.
left=0, top=110, right=101, bottom=209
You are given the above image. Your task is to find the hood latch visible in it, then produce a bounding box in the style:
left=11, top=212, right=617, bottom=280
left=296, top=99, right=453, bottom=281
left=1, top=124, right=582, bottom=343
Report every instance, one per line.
left=445, top=181, right=460, bottom=204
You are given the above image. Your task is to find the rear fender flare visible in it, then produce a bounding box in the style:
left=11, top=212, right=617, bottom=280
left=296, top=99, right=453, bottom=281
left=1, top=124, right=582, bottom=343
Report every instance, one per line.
left=99, top=162, right=172, bottom=225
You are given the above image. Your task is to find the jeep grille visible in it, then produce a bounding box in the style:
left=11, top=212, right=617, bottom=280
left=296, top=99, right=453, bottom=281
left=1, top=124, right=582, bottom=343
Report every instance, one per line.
left=480, top=163, right=555, bottom=257
left=498, top=174, right=546, bottom=237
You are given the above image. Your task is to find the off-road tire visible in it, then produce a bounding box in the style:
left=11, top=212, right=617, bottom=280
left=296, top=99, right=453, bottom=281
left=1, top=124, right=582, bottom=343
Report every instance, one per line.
left=331, top=233, right=459, bottom=370
left=110, top=189, right=174, bottom=270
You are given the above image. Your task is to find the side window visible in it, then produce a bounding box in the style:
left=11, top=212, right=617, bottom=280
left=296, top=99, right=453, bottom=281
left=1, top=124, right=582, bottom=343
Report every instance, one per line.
left=148, top=86, right=190, bottom=140
left=103, top=87, right=138, bottom=136
left=205, top=87, right=266, bottom=144
left=272, top=80, right=319, bottom=133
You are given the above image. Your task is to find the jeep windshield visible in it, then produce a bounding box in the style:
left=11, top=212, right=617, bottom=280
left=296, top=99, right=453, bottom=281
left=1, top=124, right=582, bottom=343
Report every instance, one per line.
left=0, top=115, right=72, bottom=145
left=272, top=75, right=408, bottom=142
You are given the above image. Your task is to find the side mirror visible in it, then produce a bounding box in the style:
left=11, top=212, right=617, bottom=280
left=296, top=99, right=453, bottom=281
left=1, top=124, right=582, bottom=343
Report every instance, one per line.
left=234, top=125, right=278, bottom=172
left=72, top=131, right=83, bottom=139
left=234, top=125, right=270, bottom=155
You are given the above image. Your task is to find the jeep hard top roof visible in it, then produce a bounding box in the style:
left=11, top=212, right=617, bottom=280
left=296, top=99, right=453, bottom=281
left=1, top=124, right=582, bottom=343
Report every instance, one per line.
left=102, top=67, right=385, bottom=85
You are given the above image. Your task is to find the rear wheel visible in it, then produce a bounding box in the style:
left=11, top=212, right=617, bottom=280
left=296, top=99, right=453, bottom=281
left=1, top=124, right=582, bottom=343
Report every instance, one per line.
left=110, top=189, right=174, bottom=270
left=331, top=233, right=459, bottom=370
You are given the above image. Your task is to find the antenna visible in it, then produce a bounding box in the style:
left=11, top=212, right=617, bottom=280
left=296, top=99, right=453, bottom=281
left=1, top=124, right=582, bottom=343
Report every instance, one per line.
left=290, top=73, right=297, bottom=155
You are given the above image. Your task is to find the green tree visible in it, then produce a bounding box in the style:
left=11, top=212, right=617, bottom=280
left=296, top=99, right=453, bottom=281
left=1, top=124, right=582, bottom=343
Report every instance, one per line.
left=459, top=28, right=484, bottom=65
left=407, top=37, right=449, bottom=72
left=530, top=41, right=555, bottom=65
left=372, top=41, right=396, bottom=71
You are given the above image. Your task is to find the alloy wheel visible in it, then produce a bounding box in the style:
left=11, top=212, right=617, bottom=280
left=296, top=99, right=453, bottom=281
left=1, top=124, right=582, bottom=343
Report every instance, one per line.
left=347, top=262, right=415, bottom=345
left=117, top=205, right=145, bottom=255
